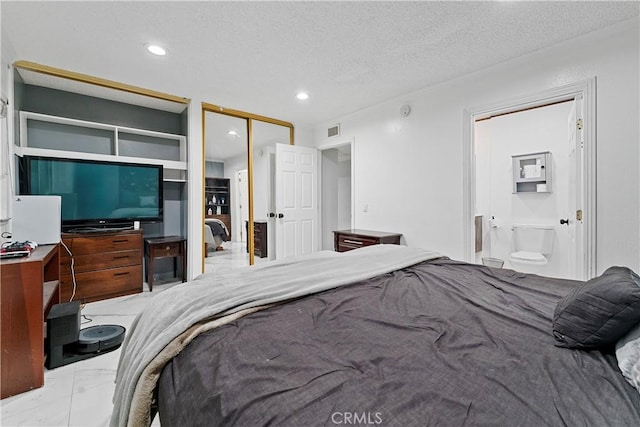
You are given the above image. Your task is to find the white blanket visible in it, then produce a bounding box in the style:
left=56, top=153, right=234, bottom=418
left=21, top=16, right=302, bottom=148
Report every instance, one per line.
left=110, top=244, right=441, bottom=426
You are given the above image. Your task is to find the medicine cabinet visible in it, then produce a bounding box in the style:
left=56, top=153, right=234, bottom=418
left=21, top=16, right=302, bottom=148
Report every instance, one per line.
left=512, top=151, right=551, bottom=193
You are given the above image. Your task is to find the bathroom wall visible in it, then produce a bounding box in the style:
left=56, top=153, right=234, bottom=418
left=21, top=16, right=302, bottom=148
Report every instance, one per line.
left=475, top=101, right=573, bottom=278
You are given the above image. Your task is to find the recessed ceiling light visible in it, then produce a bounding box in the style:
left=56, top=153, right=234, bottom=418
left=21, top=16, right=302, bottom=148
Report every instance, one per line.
left=146, top=44, right=167, bottom=56
left=296, top=92, right=309, bottom=100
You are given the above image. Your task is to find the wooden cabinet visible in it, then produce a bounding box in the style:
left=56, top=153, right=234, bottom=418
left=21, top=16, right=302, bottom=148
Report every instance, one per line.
left=1, top=245, right=60, bottom=399
left=60, top=229, right=143, bottom=303
left=245, top=221, right=268, bottom=258
left=333, top=229, right=402, bottom=252
left=205, top=177, right=231, bottom=239
left=144, top=236, right=186, bottom=291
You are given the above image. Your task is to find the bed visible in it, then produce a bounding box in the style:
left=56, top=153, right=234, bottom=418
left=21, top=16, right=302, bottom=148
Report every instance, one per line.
left=204, top=218, right=230, bottom=255
left=111, top=245, right=640, bottom=426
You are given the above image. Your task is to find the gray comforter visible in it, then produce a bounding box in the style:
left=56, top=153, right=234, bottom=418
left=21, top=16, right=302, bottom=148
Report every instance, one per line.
left=156, top=258, right=640, bottom=426
left=111, top=245, right=441, bottom=426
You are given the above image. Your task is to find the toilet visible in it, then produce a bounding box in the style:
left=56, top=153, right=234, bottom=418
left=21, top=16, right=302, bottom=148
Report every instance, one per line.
left=508, top=224, right=555, bottom=274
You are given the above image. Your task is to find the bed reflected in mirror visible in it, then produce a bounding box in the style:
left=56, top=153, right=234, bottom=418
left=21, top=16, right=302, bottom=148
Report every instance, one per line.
left=203, top=111, right=250, bottom=272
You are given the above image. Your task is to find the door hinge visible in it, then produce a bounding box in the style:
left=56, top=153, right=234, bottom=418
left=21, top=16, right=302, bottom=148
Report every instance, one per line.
left=576, top=119, right=583, bottom=130
left=576, top=210, right=583, bottom=221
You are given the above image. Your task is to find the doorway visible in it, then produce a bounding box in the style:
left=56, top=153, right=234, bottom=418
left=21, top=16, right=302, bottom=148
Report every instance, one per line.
left=463, top=79, right=596, bottom=280
left=474, top=101, right=574, bottom=279
left=319, top=139, right=354, bottom=251
left=238, top=169, right=248, bottom=243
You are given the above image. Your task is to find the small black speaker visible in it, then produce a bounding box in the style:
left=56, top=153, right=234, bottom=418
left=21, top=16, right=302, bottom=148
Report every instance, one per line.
left=46, top=301, right=81, bottom=369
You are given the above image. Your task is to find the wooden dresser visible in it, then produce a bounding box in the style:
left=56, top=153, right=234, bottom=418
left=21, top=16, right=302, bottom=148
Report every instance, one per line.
left=1, top=245, right=60, bottom=398
left=333, top=229, right=402, bottom=252
left=245, top=221, right=268, bottom=258
left=60, top=229, right=143, bottom=303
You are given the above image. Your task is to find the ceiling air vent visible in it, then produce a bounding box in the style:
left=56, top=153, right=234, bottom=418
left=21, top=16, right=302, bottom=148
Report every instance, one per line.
left=327, top=124, right=340, bottom=138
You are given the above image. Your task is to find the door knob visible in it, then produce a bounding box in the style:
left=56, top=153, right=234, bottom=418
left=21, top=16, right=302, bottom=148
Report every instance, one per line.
left=268, top=212, right=275, bottom=218
left=278, top=213, right=284, bottom=219
left=560, top=218, right=569, bottom=225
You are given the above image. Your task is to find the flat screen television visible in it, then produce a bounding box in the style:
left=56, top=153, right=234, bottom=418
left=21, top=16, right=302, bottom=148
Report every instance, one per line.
left=19, top=156, right=163, bottom=232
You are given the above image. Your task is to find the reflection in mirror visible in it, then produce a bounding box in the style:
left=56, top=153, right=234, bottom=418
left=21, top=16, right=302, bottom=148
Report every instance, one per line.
left=203, top=112, right=251, bottom=273
left=202, top=106, right=294, bottom=274
left=251, top=120, right=291, bottom=261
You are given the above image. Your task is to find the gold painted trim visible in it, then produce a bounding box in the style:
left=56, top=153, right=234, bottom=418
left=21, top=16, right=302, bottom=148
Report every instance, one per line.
left=202, top=102, right=294, bottom=134
left=201, top=107, right=207, bottom=274
left=14, top=60, right=190, bottom=105
left=247, top=119, right=255, bottom=266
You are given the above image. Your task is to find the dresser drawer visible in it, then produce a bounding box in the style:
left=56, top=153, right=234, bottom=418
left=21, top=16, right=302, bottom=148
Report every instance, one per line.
left=337, top=234, right=379, bottom=251
left=150, top=242, right=182, bottom=258
left=61, top=233, right=141, bottom=257
left=60, top=265, right=142, bottom=302
left=61, top=250, right=141, bottom=275
left=334, top=230, right=402, bottom=252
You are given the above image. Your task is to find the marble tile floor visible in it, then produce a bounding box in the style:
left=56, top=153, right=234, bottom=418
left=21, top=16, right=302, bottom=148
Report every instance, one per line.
left=204, top=240, right=268, bottom=274
left=1, top=240, right=257, bottom=426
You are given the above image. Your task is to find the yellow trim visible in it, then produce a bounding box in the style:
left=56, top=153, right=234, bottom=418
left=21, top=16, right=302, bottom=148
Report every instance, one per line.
left=247, top=119, right=255, bottom=265
left=13, top=60, right=190, bottom=105
left=201, top=107, right=207, bottom=274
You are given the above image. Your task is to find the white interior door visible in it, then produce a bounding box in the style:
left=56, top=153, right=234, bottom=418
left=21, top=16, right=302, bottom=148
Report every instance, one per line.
left=566, top=97, right=585, bottom=280
left=238, top=169, right=248, bottom=243
left=275, top=143, right=318, bottom=260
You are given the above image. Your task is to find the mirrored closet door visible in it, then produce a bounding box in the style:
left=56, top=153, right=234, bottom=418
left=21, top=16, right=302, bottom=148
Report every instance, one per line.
left=202, top=104, right=293, bottom=272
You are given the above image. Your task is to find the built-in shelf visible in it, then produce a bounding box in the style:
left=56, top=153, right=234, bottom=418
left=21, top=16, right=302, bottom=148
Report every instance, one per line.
left=512, top=151, right=552, bottom=193
left=18, top=111, right=188, bottom=181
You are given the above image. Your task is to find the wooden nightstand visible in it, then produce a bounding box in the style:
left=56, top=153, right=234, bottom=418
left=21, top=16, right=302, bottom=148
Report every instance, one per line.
left=333, top=229, right=402, bottom=252
left=144, top=236, right=186, bottom=291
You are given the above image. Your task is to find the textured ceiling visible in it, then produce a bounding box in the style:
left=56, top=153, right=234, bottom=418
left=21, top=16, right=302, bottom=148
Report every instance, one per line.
left=2, top=1, right=638, bottom=128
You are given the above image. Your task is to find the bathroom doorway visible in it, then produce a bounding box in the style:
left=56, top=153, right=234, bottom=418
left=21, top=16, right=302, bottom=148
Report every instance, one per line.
left=464, top=79, right=596, bottom=281
left=474, top=101, right=573, bottom=279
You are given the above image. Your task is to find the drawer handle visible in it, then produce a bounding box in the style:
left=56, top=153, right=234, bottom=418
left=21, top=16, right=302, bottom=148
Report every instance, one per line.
left=113, top=239, right=129, bottom=243
left=343, top=239, right=364, bottom=245
left=114, top=272, right=130, bottom=277
left=113, top=255, right=130, bottom=260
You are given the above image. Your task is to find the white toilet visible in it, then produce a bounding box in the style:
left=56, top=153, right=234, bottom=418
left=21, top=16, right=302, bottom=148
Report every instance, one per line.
left=508, top=224, right=555, bottom=274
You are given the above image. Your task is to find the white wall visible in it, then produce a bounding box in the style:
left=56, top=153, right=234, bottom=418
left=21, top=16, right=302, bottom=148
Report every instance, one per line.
left=0, top=24, right=17, bottom=239
left=313, top=19, right=640, bottom=275
left=475, top=102, right=573, bottom=279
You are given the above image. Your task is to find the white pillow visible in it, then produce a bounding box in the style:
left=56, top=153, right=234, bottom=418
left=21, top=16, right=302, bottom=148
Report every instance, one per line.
left=616, top=321, right=640, bottom=388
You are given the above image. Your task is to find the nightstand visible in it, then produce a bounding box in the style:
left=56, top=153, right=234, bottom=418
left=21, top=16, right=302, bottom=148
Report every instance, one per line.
left=144, top=236, right=186, bottom=291
left=333, top=229, right=402, bottom=252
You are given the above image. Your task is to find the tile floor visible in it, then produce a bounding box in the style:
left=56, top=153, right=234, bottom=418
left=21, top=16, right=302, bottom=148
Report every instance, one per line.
left=1, top=240, right=254, bottom=426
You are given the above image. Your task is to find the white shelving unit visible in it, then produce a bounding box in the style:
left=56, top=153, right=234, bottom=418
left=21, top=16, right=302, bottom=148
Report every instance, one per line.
left=512, top=151, right=552, bottom=194
left=17, top=111, right=187, bottom=182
